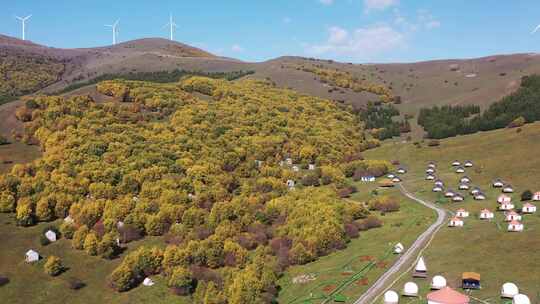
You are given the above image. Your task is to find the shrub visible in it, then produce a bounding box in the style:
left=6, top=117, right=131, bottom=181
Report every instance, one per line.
left=84, top=232, right=99, bottom=256
left=344, top=223, right=359, bottom=239
left=521, top=190, right=533, bottom=201
left=39, top=234, right=51, bottom=246
left=301, top=174, right=320, bottom=187
left=289, top=243, right=314, bottom=265
left=508, top=116, right=525, bottom=128
left=72, top=225, right=89, bottom=250
left=44, top=256, right=63, bottom=276
left=0, top=136, right=9, bottom=145
left=66, top=277, right=85, bottom=290
left=357, top=216, right=383, bottom=231
left=0, top=275, right=9, bottom=286
left=369, top=196, right=400, bottom=213
left=168, top=267, right=194, bottom=295
left=60, top=222, right=76, bottom=239
left=428, top=140, right=440, bottom=147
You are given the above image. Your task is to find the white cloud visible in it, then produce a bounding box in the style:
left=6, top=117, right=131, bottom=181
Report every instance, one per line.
left=425, top=20, right=441, bottom=29
left=364, top=0, right=399, bottom=11
left=283, top=17, right=292, bottom=24
left=306, top=25, right=406, bottom=61
left=328, top=26, right=349, bottom=44
left=319, top=0, right=334, bottom=5
left=231, top=44, right=244, bottom=52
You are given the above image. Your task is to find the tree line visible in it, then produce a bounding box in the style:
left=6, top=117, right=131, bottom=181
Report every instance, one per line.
left=418, top=75, right=540, bottom=139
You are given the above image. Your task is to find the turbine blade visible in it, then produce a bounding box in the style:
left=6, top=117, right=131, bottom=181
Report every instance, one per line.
left=25, top=15, right=32, bottom=20
left=532, top=25, right=540, bottom=34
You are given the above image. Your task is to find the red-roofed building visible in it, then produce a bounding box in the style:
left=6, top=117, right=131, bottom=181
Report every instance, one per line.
left=427, top=287, right=470, bottom=304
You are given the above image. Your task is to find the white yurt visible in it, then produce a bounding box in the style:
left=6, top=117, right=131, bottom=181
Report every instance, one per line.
left=387, top=173, right=396, bottom=179
left=508, top=220, right=524, bottom=232
left=435, top=180, right=444, bottom=187
left=512, top=294, right=531, bottom=304
left=498, top=194, right=512, bottom=204
left=470, top=187, right=480, bottom=195
left=456, top=209, right=469, bottom=218
left=402, top=282, right=419, bottom=297
left=522, top=203, right=537, bottom=214
left=426, top=175, right=436, bottom=181
left=505, top=211, right=521, bottom=222
left=503, top=185, right=514, bottom=193
left=449, top=217, right=464, bottom=227
left=479, top=209, right=494, bottom=220
left=493, top=179, right=505, bottom=188
left=45, top=230, right=57, bottom=242
left=433, top=186, right=444, bottom=192
left=444, top=190, right=456, bottom=198
left=501, top=282, right=519, bottom=298
left=458, top=183, right=470, bottom=190
left=394, top=243, right=405, bottom=254
left=430, top=275, right=447, bottom=290
left=426, top=168, right=435, bottom=174
left=308, top=164, right=316, bottom=170
left=464, top=160, right=473, bottom=167
left=392, top=177, right=402, bottom=183
left=452, top=195, right=464, bottom=202
left=142, top=277, right=155, bottom=286
left=25, top=249, right=39, bottom=263
left=452, top=160, right=461, bottom=167
left=383, top=290, right=399, bottom=304
left=460, top=176, right=471, bottom=183
left=456, top=167, right=465, bottom=173
left=500, top=202, right=515, bottom=211
left=428, top=162, right=436, bottom=168
left=474, top=193, right=486, bottom=200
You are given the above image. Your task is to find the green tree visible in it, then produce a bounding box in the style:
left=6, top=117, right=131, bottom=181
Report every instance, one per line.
left=84, top=232, right=99, bottom=256
left=72, top=225, right=89, bottom=250
left=44, top=256, right=63, bottom=276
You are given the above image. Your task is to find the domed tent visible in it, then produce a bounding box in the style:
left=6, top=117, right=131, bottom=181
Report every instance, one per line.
left=508, top=220, right=524, bottom=232
left=402, top=282, right=418, bottom=297
left=501, top=282, right=519, bottom=298
left=384, top=290, right=399, bottom=304
left=427, top=287, right=470, bottom=304
left=462, top=272, right=481, bottom=289
left=512, top=294, right=531, bottom=304
left=505, top=211, right=522, bottom=222
left=413, top=256, right=427, bottom=278
left=431, top=275, right=447, bottom=290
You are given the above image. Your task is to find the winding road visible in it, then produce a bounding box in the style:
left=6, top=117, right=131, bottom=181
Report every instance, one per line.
left=352, top=183, right=448, bottom=304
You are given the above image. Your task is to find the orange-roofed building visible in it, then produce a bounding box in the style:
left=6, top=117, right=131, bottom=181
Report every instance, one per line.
left=427, top=287, right=470, bottom=304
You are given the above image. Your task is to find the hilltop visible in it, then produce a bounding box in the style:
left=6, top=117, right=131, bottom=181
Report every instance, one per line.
left=4, top=35, right=540, bottom=113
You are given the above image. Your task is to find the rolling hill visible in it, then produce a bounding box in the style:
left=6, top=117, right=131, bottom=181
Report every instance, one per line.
left=4, top=34, right=540, bottom=113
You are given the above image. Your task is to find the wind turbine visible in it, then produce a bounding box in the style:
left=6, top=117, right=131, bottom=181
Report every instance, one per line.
left=532, top=24, right=540, bottom=34
left=105, top=20, right=119, bottom=45
left=15, top=15, right=32, bottom=40
left=164, top=14, right=178, bottom=41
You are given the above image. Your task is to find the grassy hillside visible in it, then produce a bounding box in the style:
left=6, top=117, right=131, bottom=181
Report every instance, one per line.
left=0, top=49, right=64, bottom=103
left=0, top=76, right=400, bottom=304
left=364, top=122, right=540, bottom=303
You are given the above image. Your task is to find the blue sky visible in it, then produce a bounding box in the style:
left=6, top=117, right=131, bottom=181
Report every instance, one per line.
left=2, top=0, right=540, bottom=63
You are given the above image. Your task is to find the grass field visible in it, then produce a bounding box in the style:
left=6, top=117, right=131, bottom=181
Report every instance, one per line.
left=0, top=213, right=192, bottom=304
left=277, top=186, right=436, bottom=304
left=364, top=122, right=540, bottom=303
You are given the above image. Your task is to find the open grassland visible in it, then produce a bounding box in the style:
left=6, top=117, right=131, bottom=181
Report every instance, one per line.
left=0, top=213, right=189, bottom=304
left=364, top=122, right=540, bottom=303
left=277, top=187, right=436, bottom=304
